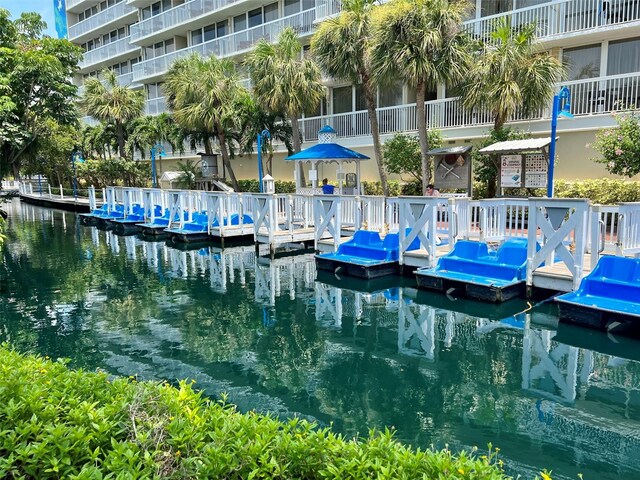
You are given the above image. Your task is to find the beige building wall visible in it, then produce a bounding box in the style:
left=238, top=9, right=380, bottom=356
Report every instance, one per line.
left=154, top=127, right=637, bottom=186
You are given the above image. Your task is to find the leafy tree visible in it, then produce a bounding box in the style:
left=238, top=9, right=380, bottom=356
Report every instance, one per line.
left=382, top=131, right=442, bottom=184
left=457, top=18, right=565, bottom=131
left=311, top=0, right=389, bottom=195
left=20, top=119, right=77, bottom=187
left=80, top=69, right=144, bottom=158
left=165, top=54, right=247, bottom=190
left=0, top=9, right=82, bottom=181
left=245, top=27, right=325, bottom=185
left=591, top=112, right=640, bottom=177
left=371, top=0, right=470, bottom=193
left=238, top=102, right=294, bottom=177
left=79, top=124, right=117, bottom=161
left=472, top=127, right=529, bottom=198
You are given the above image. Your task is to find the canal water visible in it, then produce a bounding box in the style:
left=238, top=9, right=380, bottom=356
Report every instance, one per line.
left=1, top=199, right=639, bottom=479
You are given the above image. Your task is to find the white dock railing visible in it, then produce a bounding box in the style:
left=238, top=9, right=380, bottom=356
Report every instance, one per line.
left=478, top=198, right=530, bottom=242
left=616, top=202, right=640, bottom=257
left=398, top=197, right=441, bottom=268
left=313, top=195, right=342, bottom=251
left=526, top=198, right=590, bottom=290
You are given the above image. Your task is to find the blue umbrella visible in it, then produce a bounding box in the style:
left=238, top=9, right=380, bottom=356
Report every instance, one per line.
left=285, top=142, right=370, bottom=161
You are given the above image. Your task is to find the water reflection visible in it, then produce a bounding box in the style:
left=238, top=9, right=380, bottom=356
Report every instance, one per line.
left=2, top=200, right=640, bottom=480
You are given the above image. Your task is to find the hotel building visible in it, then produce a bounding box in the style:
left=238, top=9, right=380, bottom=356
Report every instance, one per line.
left=66, top=0, right=640, bottom=183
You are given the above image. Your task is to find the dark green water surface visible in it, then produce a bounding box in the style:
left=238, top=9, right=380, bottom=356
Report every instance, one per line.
left=1, top=199, right=640, bottom=479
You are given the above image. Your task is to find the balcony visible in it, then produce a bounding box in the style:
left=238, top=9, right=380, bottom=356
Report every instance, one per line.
left=66, top=0, right=100, bottom=13
left=68, top=1, right=137, bottom=41
left=299, top=72, right=640, bottom=142
left=130, top=0, right=242, bottom=43
left=145, top=96, right=167, bottom=116
left=132, top=8, right=317, bottom=82
left=79, top=36, right=140, bottom=71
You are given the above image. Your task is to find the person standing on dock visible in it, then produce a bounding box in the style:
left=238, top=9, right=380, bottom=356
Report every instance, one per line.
left=322, top=178, right=335, bottom=194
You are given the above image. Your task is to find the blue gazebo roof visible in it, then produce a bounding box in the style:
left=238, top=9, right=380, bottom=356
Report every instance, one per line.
left=285, top=143, right=370, bottom=161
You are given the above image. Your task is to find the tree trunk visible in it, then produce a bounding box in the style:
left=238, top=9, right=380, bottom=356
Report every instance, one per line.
left=487, top=116, right=506, bottom=198
left=116, top=121, right=126, bottom=158
left=290, top=112, right=306, bottom=187
left=362, top=79, right=388, bottom=197
left=415, top=81, right=431, bottom=194
left=216, top=126, right=239, bottom=191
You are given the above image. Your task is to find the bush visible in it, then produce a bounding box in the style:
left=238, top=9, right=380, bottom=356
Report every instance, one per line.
left=591, top=112, right=640, bottom=177
left=0, top=345, right=512, bottom=479
left=554, top=179, right=640, bottom=204
left=236, top=179, right=296, bottom=193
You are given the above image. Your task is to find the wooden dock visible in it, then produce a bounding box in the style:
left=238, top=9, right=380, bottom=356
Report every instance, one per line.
left=19, top=192, right=91, bottom=213
left=531, top=255, right=594, bottom=292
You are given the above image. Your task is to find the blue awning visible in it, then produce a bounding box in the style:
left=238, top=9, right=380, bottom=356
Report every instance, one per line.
left=285, top=143, right=370, bottom=161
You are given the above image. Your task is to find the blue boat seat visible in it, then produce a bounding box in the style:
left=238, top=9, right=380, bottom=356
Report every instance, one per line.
left=418, top=238, right=531, bottom=287
left=557, top=257, right=640, bottom=317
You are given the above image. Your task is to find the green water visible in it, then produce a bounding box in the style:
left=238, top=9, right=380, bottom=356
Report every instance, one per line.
left=2, top=199, right=640, bottom=479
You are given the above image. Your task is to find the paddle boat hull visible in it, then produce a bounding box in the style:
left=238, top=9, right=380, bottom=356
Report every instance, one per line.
left=555, top=256, right=640, bottom=335
left=415, top=238, right=530, bottom=303
left=315, top=230, right=417, bottom=279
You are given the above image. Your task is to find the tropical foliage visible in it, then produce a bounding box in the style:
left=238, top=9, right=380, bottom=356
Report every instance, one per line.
left=0, top=9, right=82, bottom=181
left=126, top=113, right=186, bottom=160
left=591, top=112, right=640, bottom=177
left=312, top=0, right=389, bottom=195
left=165, top=54, right=248, bottom=190
left=75, top=157, right=150, bottom=188
left=371, top=0, right=470, bottom=193
left=383, top=131, right=443, bottom=183
left=457, top=18, right=564, bottom=131
left=246, top=27, right=324, bottom=184
left=0, top=346, right=511, bottom=479
left=80, top=69, right=145, bottom=158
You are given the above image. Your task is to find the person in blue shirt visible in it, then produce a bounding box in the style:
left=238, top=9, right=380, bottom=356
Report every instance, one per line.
left=321, top=178, right=335, bottom=194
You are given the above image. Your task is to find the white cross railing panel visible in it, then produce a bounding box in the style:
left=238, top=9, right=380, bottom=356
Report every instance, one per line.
left=252, top=194, right=279, bottom=245
left=526, top=198, right=590, bottom=290
left=398, top=197, right=441, bottom=267
left=313, top=195, right=341, bottom=251
left=616, top=202, right=640, bottom=256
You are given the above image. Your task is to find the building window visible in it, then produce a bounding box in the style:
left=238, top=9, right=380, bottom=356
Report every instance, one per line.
left=563, top=44, right=601, bottom=80
left=191, top=29, right=203, bottom=45
left=234, top=13, right=247, bottom=32
left=217, top=20, right=227, bottom=37
left=333, top=86, right=352, bottom=114
left=264, top=2, right=279, bottom=22
left=379, top=82, right=403, bottom=108
left=284, top=0, right=300, bottom=16
left=248, top=8, right=263, bottom=28
left=608, top=37, right=640, bottom=75
left=203, top=24, right=216, bottom=42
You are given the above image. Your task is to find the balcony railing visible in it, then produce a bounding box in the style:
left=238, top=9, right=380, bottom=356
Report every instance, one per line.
left=66, top=0, right=94, bottom=10
left=145, top=96, right=167, bottom=116
left=132, top=8, right=316, bottom=82
left=68, top=2, right=136, bottom=40
left=465, top=0, right=640, bottom=41
left=299, top=72, right=640, bottom=142
left=79, top=36, right=139, bottom=70
left=130, top=0, right=242, bottom=42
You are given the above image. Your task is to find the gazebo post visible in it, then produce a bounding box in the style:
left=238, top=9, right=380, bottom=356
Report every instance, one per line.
left=338, top=160, right=344, bottom=195
left=356, top=160, right=361, bottom=196
left=311, top=160, right=318, bottom=189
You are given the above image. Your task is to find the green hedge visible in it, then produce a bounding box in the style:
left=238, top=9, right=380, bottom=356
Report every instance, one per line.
left=0, top=345, right=512, bottom=479
left=236, top=179, right=297, bottom=193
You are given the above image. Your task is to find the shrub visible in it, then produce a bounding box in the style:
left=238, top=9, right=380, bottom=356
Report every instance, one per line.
left=591, top=112, right=640, bottom=177
left=382, top=131, right=443, bottom=184
left=236, top=179, right=296, bottom=193
left=0, top=345, right=512, bottom=479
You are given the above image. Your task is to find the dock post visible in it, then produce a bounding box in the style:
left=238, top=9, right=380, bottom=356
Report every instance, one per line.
left=60, top=185, right=64, bottom=199
left=269, top=243, right=275, bottom=260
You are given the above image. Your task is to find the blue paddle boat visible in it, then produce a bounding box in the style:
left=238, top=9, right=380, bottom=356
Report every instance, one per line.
left=165, top=212, right=210, bottom=243
left=415, top=238, right=530, bottom=302
left=111, top=205, right=160, bottom=234
left=315, top=230, right=419, bottom=279
left=556, top=256, right=640, bottom=334
left=79, top=204, right=109, bottom=225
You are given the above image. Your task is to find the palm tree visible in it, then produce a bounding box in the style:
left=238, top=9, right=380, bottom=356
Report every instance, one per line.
left=371, top=0, right=471, bottom=192
left=457, top=18, right=565, bottom=131
left=164, top=54, right=248, bottom=191
left=245, top=27, right=324, bottom=185
left=238, top=101, right=294, bottom=176
left=312, top=0, right=389, bottom=195
left=457, top=18, right=564, bottom=196
left=126, top=113, right=185, bottom=159
left=80, top=69, right=144, bottom=158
